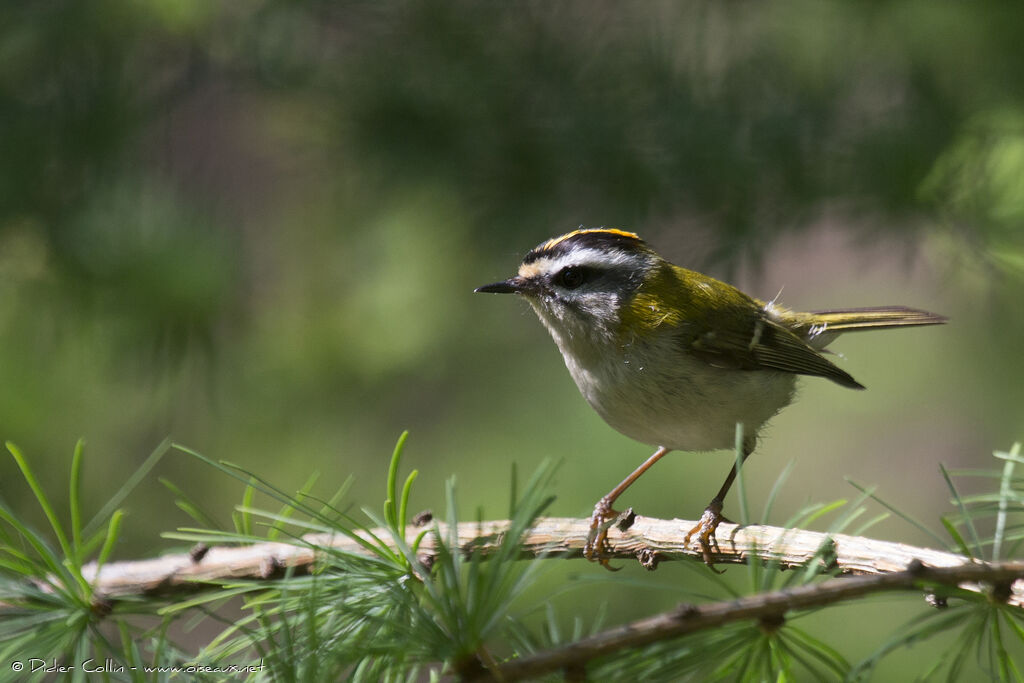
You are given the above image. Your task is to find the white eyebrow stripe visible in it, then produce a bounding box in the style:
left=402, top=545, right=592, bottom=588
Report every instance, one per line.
left=518, top=248, right=642, bottom=279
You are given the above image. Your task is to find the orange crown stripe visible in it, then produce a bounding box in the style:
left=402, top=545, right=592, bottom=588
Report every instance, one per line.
left=540, top=228, right=641, bottom=252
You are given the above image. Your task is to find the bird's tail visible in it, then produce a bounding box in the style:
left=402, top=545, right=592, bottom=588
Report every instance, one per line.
left=803, top=306, right=948, bottom=333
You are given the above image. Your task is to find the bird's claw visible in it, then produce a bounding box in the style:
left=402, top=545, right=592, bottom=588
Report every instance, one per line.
left=584, top=498, right=625, bottom=571
left=684, top=498, right=725, bottom=571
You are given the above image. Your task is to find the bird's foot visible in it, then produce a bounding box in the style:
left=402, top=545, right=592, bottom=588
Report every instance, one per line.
left=684, top=498, right=725, bottom=571
left=584, top=497, right=632, bottom=571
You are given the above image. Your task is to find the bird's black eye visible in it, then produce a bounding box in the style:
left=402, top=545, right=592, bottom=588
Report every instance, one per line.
left=555, top=266, right=589, bottom=289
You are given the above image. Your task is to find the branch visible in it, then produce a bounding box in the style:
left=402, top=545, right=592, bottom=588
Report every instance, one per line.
left=475, top=559, right=1024, bottom=682
left=76, top=515, right=1024, bottom=607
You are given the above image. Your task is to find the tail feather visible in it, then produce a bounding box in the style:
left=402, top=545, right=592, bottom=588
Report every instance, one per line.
left=804, top=306, right=948, bottom=332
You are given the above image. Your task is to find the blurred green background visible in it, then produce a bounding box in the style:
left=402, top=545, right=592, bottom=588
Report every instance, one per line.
left=2, top=0, right=1023, bottom=674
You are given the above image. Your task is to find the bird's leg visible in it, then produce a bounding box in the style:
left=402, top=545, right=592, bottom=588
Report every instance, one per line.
left=585, top=446, right=671, bottom=569
left=684, top=444, right=753, bottom=567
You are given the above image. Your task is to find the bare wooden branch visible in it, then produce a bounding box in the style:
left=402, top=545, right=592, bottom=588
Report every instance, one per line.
left=473, top=560, right=1024, bottom=682
left=74, top=515, right=1024, bottom=609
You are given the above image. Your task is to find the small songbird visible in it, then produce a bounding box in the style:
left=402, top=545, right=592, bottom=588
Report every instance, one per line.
left=476, top=229, right=946, bottom=566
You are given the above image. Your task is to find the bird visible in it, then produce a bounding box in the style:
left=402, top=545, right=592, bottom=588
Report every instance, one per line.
left=476, top=228, right=947, bottom=567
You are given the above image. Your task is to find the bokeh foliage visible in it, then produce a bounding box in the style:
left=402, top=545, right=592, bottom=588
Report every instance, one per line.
left=1, top=0, right=1023, bottom=675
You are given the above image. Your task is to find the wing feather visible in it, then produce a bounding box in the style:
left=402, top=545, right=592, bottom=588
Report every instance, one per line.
left=687, top=316, right=865, bottom=389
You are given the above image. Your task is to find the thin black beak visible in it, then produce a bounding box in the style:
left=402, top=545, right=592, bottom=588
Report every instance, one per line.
left=475, top=277, right=523, bottom=294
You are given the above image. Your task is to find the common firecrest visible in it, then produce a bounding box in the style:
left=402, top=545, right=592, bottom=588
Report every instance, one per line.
left=476, top=228, right=946, bottom=567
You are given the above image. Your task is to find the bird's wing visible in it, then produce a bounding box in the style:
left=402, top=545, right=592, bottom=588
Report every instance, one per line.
left=685, top=313, right=865, bottom=389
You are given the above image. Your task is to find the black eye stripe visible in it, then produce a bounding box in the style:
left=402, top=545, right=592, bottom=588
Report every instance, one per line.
left=554, top=265, right=593, bottom=289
